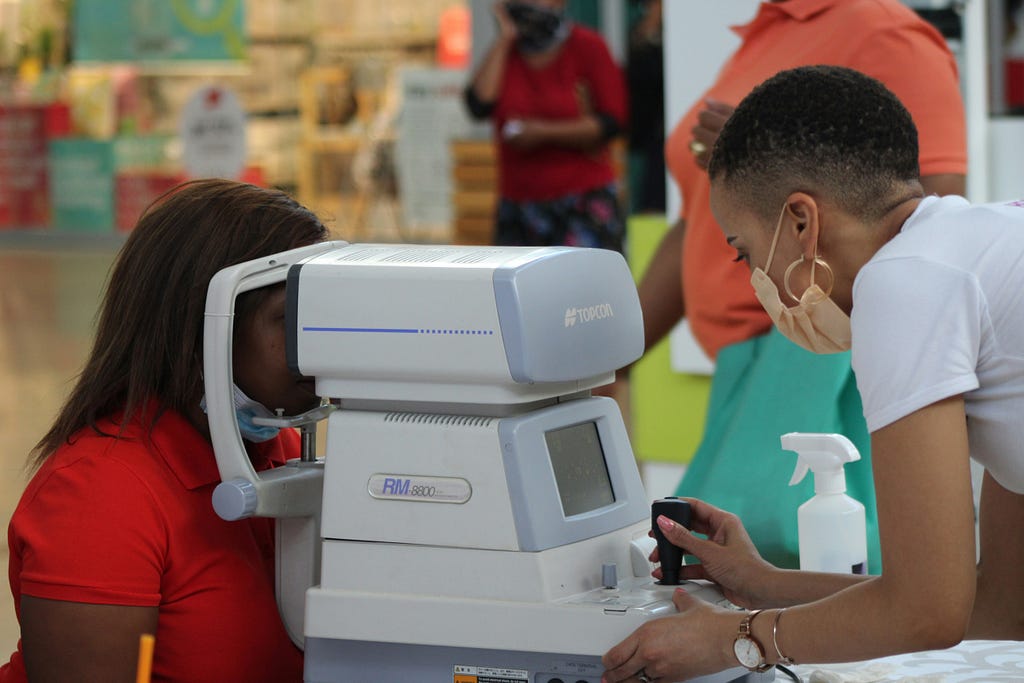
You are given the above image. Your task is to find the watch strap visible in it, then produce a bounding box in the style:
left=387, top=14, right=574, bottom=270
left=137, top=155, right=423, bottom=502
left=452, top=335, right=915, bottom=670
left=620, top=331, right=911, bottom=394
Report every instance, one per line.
left=736, top=609, right=772, bottom=672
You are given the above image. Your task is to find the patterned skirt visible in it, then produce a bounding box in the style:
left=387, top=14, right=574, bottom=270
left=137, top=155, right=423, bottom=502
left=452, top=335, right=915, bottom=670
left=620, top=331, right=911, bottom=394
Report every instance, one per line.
left=495, top=184, right=625, bottom=253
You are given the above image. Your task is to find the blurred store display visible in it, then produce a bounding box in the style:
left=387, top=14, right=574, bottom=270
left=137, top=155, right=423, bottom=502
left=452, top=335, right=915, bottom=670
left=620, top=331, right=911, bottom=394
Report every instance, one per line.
left=0, top=0, right=468, bottom=241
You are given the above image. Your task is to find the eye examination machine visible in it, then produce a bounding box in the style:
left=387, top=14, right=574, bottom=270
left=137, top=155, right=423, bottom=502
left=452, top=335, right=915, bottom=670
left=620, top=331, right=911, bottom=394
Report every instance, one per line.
left=204, top=242, right=770, bottom=683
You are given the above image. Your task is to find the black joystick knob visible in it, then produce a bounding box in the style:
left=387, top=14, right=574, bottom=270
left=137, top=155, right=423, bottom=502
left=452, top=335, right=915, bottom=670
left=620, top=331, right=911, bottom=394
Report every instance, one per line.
left=652, top=497, right=692, bottom=585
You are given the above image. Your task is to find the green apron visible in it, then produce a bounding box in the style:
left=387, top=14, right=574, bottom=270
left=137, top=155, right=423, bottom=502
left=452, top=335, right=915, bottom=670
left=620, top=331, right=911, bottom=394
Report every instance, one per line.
left=674, top=328, right=881, bottom=573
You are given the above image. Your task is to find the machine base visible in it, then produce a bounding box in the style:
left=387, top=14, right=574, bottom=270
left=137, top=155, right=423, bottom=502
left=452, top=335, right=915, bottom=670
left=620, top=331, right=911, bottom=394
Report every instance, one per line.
left=304, top=638, right=774, bottom=683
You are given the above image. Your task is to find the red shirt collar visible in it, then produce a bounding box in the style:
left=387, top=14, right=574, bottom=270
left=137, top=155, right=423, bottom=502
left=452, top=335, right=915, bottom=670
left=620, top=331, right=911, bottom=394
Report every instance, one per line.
left=100, top=404, right=294, bottom=491
left=732, top=0, right=838, bottom=38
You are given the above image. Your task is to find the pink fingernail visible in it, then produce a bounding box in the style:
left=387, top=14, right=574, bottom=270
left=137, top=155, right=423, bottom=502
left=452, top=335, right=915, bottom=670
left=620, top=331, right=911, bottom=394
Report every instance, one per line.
left=657, top=515, right=675, bottom=531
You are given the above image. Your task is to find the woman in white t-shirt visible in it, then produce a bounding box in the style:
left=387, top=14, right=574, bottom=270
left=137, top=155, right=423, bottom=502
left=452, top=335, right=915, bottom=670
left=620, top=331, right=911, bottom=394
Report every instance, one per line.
left=601, top=65, right=1024, bottom=683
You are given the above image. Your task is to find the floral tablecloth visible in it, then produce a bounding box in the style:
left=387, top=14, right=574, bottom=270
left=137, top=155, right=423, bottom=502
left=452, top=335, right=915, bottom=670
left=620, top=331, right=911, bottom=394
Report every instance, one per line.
left=790, top=640, right=1024, bottom=682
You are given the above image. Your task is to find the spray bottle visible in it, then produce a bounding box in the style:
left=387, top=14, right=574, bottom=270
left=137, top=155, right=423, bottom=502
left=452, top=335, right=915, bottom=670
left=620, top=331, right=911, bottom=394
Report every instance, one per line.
left=781, top=432, right=867, bottom=575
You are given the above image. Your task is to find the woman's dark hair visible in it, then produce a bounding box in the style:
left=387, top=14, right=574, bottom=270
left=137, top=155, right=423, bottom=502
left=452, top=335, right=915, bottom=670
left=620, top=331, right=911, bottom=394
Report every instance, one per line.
left=708, top=65, right=921, bottom=221
left=30, top=179, right=328, bottom=468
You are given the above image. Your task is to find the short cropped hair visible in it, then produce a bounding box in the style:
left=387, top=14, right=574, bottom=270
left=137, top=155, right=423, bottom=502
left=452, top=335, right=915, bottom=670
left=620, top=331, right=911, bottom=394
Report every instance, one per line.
left=708, top=65, right=920, bottom=221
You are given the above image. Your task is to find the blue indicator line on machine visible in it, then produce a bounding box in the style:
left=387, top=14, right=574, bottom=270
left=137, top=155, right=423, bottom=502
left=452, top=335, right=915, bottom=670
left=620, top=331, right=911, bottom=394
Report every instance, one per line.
left=303, top=327, right=419, bottom=333
left=303, top=327, right=495, bottom=335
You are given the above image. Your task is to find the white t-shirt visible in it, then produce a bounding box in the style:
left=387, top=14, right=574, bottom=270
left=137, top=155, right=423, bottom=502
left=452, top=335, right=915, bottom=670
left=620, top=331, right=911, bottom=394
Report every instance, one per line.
left=851, top=195, right=1024, bottom=493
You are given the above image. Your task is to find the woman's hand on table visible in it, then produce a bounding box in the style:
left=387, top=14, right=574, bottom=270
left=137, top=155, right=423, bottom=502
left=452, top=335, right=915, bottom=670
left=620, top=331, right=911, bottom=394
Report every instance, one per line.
left=601, top=588, right=740, bottom=683
left=601, top=498, right=781, bottom=681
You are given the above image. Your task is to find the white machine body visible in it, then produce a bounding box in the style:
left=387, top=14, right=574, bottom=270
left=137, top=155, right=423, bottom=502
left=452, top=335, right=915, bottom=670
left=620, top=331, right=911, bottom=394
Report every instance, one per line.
left=305, top=399, right=742, bottom=682
left=205, top=243, right=768, bottom=683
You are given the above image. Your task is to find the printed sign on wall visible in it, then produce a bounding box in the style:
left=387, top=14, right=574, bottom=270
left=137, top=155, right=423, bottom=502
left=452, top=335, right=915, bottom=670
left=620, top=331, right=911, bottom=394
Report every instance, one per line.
left=179, top=85, right=247, bottom=180
left=74, top=0, right=245, bottom=63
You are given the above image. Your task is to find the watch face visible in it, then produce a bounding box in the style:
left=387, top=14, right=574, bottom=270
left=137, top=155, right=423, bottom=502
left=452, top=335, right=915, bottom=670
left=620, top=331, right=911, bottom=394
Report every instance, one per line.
left=733, top=636, right=763, bottom=669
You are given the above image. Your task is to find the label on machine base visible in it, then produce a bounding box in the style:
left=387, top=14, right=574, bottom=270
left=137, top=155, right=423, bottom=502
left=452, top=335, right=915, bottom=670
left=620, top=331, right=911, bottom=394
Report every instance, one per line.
left=303, top=637, right=768, bottom=683
left=454, top=665, right=529, bottom=683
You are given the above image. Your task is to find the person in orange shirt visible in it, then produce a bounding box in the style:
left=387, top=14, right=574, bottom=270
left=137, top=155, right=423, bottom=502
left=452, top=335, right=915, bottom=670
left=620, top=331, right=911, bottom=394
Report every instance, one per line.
left=638, top=0, right=966, bottom=571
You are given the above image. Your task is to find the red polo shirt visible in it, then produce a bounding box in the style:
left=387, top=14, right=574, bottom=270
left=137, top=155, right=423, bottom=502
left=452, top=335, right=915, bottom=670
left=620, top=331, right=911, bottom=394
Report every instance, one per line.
left=494, top=24, right=628, bottom=202
left=1, top=408, right=303, bottom=683
left=666, top=0, right=966, bottom=358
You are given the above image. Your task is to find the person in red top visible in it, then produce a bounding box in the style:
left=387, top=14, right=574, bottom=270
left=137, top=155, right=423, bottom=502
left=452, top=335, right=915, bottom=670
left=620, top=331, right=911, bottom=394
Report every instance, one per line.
left=635, top=0, right=967, bottom=570
left=465, top=0, right=628, bottom=251
left=1, top=179, right=328, bottom=683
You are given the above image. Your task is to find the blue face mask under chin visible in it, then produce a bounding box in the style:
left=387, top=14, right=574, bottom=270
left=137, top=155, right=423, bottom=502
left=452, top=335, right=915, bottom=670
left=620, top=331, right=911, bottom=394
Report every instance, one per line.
left=200, top=384, right=281, bottom=443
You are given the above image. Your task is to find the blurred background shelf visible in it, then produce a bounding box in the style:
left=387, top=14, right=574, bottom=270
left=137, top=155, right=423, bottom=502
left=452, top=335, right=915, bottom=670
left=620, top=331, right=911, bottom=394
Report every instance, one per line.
left=0, top=229, right=128, bottom=251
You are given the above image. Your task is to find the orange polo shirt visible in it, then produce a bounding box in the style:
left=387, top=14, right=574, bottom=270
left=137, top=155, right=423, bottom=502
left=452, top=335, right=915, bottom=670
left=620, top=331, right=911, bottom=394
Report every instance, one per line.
left=2, top=407, right=303, bottom=683
left=666, top=0, right=966, bottom=359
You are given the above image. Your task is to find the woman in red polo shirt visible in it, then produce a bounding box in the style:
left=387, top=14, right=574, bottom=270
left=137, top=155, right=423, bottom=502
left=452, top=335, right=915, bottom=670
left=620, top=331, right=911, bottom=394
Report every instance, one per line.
left=465, top=0, right=628, bottom=251
left=1, top=180, right=327, bottom=682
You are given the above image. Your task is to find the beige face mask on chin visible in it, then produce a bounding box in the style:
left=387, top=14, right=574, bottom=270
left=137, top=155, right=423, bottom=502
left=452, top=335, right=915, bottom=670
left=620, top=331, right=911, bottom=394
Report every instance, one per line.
left=749, top=204, right=852, bottom=354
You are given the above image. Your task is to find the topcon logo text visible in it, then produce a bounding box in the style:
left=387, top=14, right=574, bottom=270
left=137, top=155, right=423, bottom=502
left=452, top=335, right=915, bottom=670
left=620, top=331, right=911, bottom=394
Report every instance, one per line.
left=564, top=303, right=614, bottom=327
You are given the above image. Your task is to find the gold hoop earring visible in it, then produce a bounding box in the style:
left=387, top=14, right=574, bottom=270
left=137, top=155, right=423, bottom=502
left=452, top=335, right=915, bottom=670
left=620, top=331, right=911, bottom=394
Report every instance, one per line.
left=784, top=256, right=835, bottom=304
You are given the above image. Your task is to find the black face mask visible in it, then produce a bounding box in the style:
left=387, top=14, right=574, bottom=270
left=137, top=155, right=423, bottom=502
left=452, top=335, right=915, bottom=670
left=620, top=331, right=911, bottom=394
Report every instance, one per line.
left=505, top=1, right=570, bottom=54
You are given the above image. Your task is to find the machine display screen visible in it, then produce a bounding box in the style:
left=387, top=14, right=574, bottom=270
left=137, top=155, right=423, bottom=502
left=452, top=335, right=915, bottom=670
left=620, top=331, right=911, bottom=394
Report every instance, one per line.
left=544, top=421, right=616, bottom=517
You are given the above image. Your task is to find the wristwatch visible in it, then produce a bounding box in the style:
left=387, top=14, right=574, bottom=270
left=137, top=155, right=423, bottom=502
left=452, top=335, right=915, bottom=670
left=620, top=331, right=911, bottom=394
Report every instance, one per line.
left=733, top=609, right=772, bottom=672
left=501, top=119, right=525, bottom=140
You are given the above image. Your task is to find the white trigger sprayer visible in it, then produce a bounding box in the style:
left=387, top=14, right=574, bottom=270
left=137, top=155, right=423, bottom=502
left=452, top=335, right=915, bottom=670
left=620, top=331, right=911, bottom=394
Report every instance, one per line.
left=781, top=432, right=868, bottom=575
